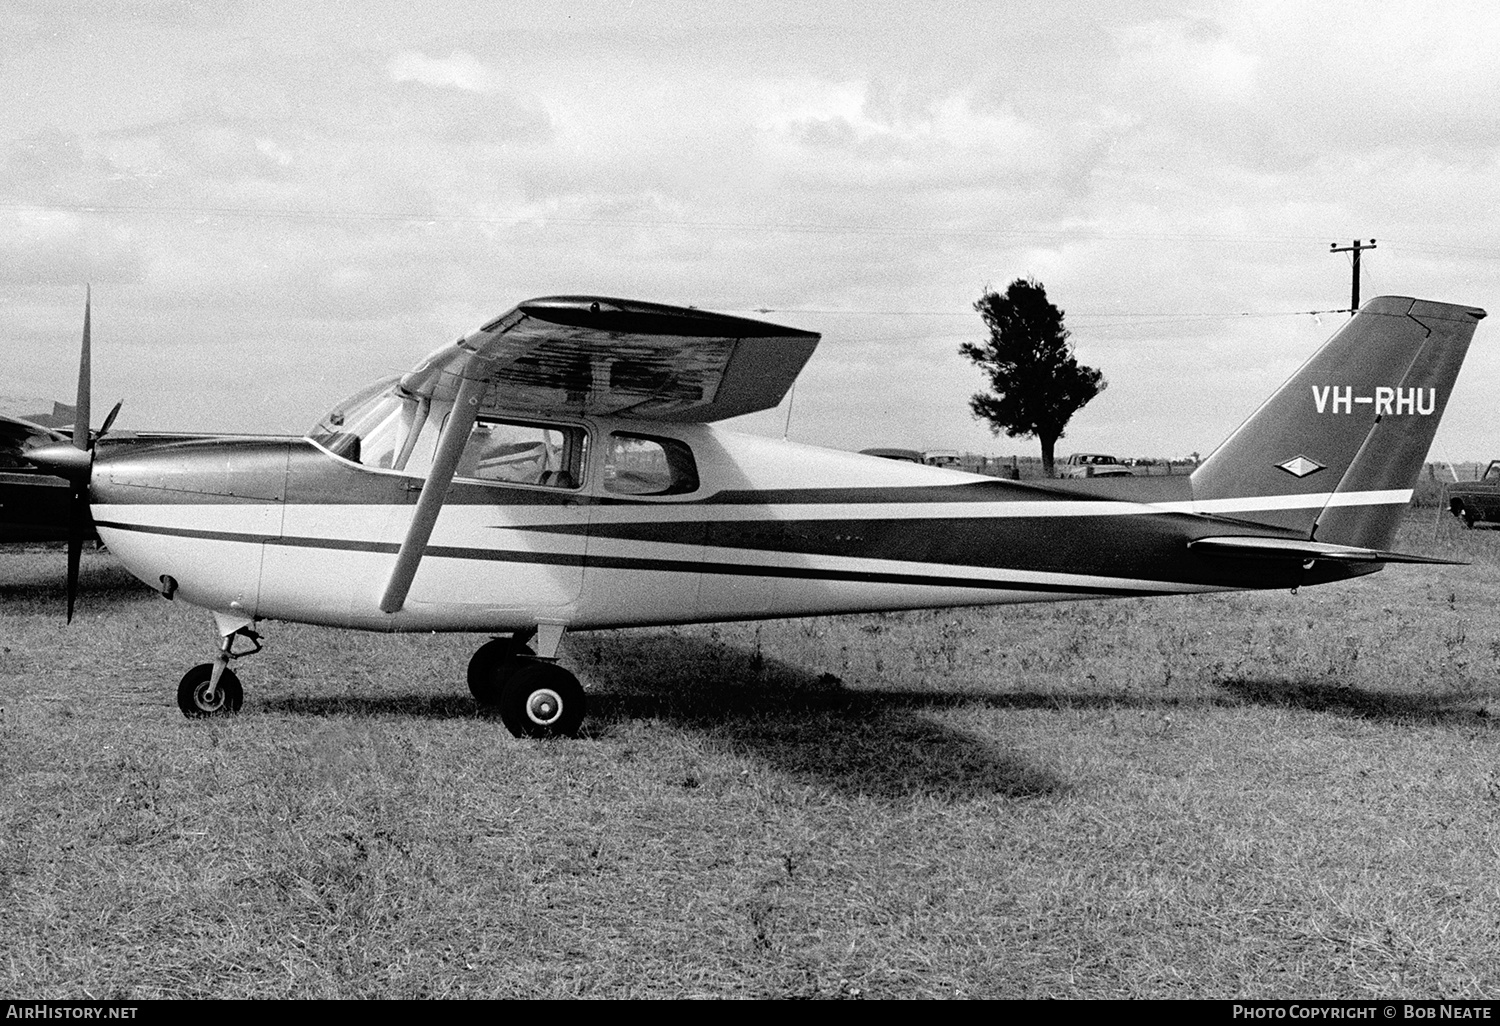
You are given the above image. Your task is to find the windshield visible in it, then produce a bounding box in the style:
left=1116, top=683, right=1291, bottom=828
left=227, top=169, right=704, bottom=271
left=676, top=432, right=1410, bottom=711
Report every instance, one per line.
left=307, top=377, right=437, bottom=473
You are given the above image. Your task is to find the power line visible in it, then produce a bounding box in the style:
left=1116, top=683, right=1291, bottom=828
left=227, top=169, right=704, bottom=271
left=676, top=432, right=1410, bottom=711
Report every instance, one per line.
left=0, top=201, right=1303, bottom=240
left=10, top=201, right=1500, bottom=258
left=0, top=200, right=1434, bottom=248
left=742, top=307, right=1349, bottom=322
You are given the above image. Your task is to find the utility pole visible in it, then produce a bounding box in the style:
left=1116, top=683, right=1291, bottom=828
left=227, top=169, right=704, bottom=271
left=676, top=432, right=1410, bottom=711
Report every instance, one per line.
left=1329, top=239, right=1376, bottom=315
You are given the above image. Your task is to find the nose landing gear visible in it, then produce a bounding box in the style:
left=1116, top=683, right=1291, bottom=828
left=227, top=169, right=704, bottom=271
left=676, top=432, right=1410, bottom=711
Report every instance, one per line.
left=176, top=614, right=261, bottom=719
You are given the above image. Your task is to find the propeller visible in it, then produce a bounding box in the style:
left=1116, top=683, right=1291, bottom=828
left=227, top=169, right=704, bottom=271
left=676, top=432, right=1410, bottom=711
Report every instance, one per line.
left=27, top=287, right=123, bottom=622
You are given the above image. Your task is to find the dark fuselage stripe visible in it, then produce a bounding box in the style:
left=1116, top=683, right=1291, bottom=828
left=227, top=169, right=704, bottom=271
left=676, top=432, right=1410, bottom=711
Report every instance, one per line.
left=91, top=518, right=1149, bottom=596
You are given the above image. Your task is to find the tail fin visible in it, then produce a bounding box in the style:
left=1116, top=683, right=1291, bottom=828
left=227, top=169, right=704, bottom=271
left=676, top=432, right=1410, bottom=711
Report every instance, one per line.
left=1191, top=296, right=1486, bottom=548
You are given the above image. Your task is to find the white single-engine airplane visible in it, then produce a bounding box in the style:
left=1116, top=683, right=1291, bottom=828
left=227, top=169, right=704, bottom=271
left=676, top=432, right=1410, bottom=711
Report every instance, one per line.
left=30, top=294, right=1486, bottom=737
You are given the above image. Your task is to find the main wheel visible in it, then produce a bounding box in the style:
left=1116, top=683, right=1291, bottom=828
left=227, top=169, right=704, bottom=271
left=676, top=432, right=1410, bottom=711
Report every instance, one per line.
left=177, top=663, right=243, bottom=718
left=498, top=661, right=586, bottom=739
left=467, top=637, right=535, bottom=706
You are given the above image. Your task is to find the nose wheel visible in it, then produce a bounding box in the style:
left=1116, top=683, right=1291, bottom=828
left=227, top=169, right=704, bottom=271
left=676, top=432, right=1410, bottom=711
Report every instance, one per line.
left=178, top=664, right=243, bottom=717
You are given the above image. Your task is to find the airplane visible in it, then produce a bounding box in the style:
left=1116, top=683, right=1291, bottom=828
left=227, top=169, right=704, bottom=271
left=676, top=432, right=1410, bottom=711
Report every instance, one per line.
left=0, top=298, right=265, bottom=555
left=27, top=293, right=1486, bottom=738
left=1, top=415, right=229, bottom=548
left=0, top=296, right=120, bottom=550
left=0, top=413, right=75, bottom=542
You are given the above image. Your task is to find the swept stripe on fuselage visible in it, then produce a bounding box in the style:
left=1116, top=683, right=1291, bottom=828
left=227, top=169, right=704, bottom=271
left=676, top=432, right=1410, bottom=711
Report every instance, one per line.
left=92, top=473, right=1398, bottom=606
left=92, top=511, right=1228, bottom=607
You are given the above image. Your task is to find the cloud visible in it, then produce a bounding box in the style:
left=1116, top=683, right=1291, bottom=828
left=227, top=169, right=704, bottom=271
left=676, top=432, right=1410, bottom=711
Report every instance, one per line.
left=758, top=77, right=1045, bottom=163
left=3, top=2, right=1498, bottom=454
left=1116, top=17, right=1258, bottom=104
left=1108, top=2, right=1500, bottom=167
left=0, top=206, right=142, bottom=288
left=388, top=50, right=503, bottom=94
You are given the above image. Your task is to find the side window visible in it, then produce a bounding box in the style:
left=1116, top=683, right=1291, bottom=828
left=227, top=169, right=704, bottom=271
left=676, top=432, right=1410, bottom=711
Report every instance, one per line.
left=604, top=433, right=699, bottom=496
left=456, top=419, right=586, bottom=489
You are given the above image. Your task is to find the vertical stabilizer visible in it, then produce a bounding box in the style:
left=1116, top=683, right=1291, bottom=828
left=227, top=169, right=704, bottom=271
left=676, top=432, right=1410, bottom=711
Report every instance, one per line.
left=1190, top=297, right=1485, bottom=546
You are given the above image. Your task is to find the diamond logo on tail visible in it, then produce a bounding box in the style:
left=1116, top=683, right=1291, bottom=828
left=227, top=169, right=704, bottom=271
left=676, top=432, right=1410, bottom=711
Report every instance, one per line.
left=1277, top=455, right=1325, bottom=478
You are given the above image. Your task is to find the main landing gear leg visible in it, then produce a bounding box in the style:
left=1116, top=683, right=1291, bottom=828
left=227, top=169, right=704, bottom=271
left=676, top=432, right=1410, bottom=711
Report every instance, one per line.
left=469, top=622, right=585, bottom=739
left=177, top=611, right=261, bottom=719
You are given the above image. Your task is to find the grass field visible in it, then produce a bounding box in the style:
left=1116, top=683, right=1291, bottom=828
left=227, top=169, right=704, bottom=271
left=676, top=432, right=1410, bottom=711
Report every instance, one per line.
left=3, top=509, right=1499, bottom=999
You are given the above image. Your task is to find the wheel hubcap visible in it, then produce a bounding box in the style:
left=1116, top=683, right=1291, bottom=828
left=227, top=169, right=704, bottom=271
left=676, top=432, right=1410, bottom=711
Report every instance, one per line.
left=526, top=688, right=564, bottom=726
left=195, top=683, right=224, bottom=712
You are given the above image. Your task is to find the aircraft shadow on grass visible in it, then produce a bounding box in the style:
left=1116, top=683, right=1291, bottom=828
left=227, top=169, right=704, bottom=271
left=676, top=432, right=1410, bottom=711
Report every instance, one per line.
left=260, top=633, right=1072, bottom=802
left=1214, top=675, right=1497, bottom=723
left=260, top=631, right=1495, bottom=799
left=0, top=549, right=150, bottom=613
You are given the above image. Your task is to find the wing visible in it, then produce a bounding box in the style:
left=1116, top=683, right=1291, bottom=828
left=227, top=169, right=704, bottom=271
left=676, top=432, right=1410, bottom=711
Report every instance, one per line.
left=398, top=296, right=820, bottom=422
left=0, top=413, right=69, bottom=471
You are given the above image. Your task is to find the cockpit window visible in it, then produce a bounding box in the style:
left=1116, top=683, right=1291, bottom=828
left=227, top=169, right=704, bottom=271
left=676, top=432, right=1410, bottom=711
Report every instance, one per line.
left=604, top=433, right=698, bottom=496
left=457, top=418, right=587, bottom=489
left=307, top=377, right=436, bottom=473
left=309, top=384, right=587, bottom=488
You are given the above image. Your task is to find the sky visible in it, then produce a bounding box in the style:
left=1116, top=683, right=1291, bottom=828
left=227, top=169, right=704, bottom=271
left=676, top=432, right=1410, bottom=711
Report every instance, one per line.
left=2, top=0, right=1498, bottom=463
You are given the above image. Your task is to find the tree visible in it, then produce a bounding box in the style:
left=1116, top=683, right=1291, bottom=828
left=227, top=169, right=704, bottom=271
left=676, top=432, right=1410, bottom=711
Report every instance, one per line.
left=960, top=278, right=1106, bottom=477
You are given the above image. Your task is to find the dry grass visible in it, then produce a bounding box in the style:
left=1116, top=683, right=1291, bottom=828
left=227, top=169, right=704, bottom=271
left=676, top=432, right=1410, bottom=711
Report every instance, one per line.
left=2, top=512, right=1499, bottom=998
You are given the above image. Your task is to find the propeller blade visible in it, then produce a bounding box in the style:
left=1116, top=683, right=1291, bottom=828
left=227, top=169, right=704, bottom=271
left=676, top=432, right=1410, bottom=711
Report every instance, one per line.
left=63, top=287, right=98, bottom=623
left=97, top=400, right=122, bottom=443
left=74, top=286, right=91, bottom=452
left=66, top=488, right=85, bottom=624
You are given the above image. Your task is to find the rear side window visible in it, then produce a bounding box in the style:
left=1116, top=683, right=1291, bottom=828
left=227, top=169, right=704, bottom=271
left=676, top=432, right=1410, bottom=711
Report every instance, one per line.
left=604, top=433, right=698, bottom=496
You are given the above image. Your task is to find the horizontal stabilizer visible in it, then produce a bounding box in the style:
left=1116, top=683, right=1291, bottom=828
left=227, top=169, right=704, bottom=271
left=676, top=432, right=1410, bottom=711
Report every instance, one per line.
left=1189, top=535, right=1463, bottom=565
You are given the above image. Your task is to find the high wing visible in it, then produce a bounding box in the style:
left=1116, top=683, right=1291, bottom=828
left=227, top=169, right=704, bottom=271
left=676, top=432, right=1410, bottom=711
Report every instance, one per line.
left=397, top=295, right=821, bottom=422
left=379, top=297, right=820, bottom=613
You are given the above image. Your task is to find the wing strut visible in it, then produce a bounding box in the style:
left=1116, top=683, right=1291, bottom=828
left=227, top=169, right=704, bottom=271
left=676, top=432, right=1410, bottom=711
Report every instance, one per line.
left=379, top=369, right=487, bottom=614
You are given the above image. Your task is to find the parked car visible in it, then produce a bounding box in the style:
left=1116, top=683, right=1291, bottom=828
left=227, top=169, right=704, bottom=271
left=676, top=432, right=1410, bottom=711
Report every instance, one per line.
left=923, top=449, right=962, bottom=468
left=860, top=447, right=924, bottom=463
left=1058, top=453, right=1134, bottom=478
left=1448, top=460, right=1500, bottom=527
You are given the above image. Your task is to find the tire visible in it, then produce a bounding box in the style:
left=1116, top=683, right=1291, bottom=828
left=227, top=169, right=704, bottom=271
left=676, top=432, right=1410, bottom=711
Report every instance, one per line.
left=497, top=661, right=585, bottom=739
left=1456, top=503, right=1477, bottom=529
left=177, top=663, right=243, bottom=718
left=467, top=637, right=535, bottom=706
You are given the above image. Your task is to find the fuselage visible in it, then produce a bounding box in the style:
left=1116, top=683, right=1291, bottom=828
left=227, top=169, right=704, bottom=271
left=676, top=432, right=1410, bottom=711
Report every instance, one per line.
left=87, top=415, right=1368, bottom=635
